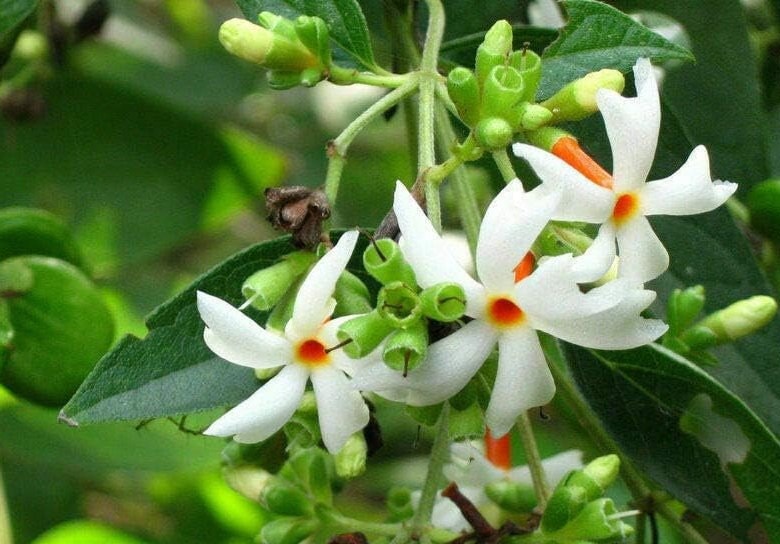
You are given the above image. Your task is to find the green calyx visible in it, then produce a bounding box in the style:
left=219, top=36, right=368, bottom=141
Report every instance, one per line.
left=377, top=281, right=423, bottom=328
left=333, top=270, right=372, bottom=316
left=526, top=126, right=573, bottom=153
left=419, top=282, right=466, bottom=322
left=481, top=65, right=525, bottom=122
left=510, top=48, right=542, bottom=102
left=260, top=517, right=318, bottom=544
left=447, top=67, right=481, bottom=127
left=262, top=482, right=315, bottom=517
left=362, top=238, right=417, bottom=288
left=485, top=480, right=537, bottom=513
left=550, top=498, right=634, bottom=542
left=666, top=285, right=706, bottom=335
left=685, top=295, right=778, bottom=348
left=382, top=320, right=428, bottom=375
left=541, top=69, right=625, bottom=123
left=242, top=251, right=315, bottom=311
left=336, top=311, right=394, bottom=358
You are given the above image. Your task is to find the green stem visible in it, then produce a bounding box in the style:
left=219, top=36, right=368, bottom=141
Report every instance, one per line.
left=655, top=501, right=710, bottom=544
left=418, top=0, right=446, bottom=231
left=516, top=411, right=550, bottom=509
left=0, top=468, right=12, bottom=544
left=492, top=148, right=518, bottom=183
left=324, top=79, right=419, bottom=204
left=412, top=404, right=450, bottom=533
left=328, top=512, right=403, bottom=537
left=329, top=66, right=412, bottom=88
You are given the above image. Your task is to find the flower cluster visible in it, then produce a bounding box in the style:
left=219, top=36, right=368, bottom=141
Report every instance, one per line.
left=195, top=58, right=734, bottom=454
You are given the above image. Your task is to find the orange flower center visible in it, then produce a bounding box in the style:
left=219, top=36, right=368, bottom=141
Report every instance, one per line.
left=296, top=339, right=329, bottom=366
left=612, top=192, right=639, bottom=224
left=487, top=297, right=525, bottom=328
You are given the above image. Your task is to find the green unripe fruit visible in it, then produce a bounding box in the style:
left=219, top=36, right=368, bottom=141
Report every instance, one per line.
left=382, top=320, right=428, bottom=374
left=0, top=207, right=82, bottom=266
left=447, top=67, right=481, bottom=127
left=475, top=117, right=513, bottom=150
left=747, top=179, right=780, bottom=244
left=485, top=480, right=537, bottom=513
left=1, top=256, right=114, bottom=406
left=362, top=239, right=417, bottom=287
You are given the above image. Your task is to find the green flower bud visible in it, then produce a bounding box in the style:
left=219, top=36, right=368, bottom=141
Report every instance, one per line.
left=383, top=320, right=428, bottom=375
left=11, top=30, right=48, bottom=62
left=333, top=270, right=372, bottom=316
left=447, top=67, right=481, bottom=127
left=475, top=117, right=513, bottom=150
left=680, top=325, right=719, bottom=351
left=294, top=15, right=331, bottom=65
left=419, top=282, right=466, bottom=322
left=667, top=285, right=706, bottom=334
left=747, top=178, right=780, bottom=245
left=517, top=103, right=553, bottom=130
left=690, top=296, right=777, bottom=346
left=509, top=49, right=542, bottom=102
left=481, top=65, right=525, bottom=122
left=476, top=20, right=513, bottom=84
left=219, top=18, right=317, bottom=71
left=362, top=238, right=417, bottom=287
left=334, top=433, right=367, bottom=478
left=262, top=483, right=314, bottom=516
left=336, top=311, right=394, bottom=358
left=377, top=282, right=423, bottom=328
left=582, top=454, right=620, bottom=492
left=259, top=517, right=317, bottom=544
left=541, top=69, right=625, bottom=123
left=242, top=251, right=315, bottom=311
left=525, top=126, right=572, bottom=152
left=553, top=498, right=634, bottom=542
left=282, top=448, right=333, bottom=505
left=541, top=483, right=588, bottom=533
left=485, top=480, right=537, bottom=513
left=386, top=487, right=414, bottom=522
left=265, top=274, right=303, bottom=332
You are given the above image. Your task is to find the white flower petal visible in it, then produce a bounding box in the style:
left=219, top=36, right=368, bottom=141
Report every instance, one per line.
left=394, top=181, right=486, bottom=317
left=507, top=449, right=584, bottom=486
left=485, top=328, right=555, bottom=437
left=512, top=144, right=614, bottom=223
left=310, top=365, right=370, bottom=453
left=287, top=231, right=358, bottom=340
left=197, top=291, right=292, bottom=369
left=351, top=320, right=498, bottom=406
left=641, top=146, right=738, bottom=216
left=318, top=315, right=374, bottom=376
left=569, top=222, right=617, bottom=283
left=477, top=182, right=559, bottom=292
left=616, top=215, right=669, bottom=283
left=516, top=254, right=624, bottom=322
left=536, top=288, right=667, bottom=349
left=445, top=442, right=505, bottom=487
left=597, top=58, right=660, bottom=192
left=204, top=364, right=308, bottom=443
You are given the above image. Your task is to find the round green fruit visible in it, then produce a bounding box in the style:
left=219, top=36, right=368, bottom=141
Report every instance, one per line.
left=0, top=256, right=114, bottom=406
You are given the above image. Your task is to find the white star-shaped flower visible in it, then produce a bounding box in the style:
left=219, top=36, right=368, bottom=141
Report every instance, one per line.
left=353, top=182, right=667, bottom=436
left=513, top=58, right=737, bottom=284
left=197, top=231, right=370, bottom=454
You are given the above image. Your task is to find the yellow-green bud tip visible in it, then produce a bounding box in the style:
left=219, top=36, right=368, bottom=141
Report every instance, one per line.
left=583, top=454, right=620, bottom=489
left=711, top=295, right=778, bottom=340
left=576, top=69, right=625, bottom=111
left=483, top=20, right=514, bottom=55
left=219, top=18, right=273, bottom=64
left=334, top=433, right=368, bottom=478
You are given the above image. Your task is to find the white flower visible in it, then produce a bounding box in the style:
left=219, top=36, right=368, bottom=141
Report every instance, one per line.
left=513, top=58, right=737, bottom=285
left=197, top=231, right=370, bottom=454
left=422, top=443, right=583, bottom=532
left=352, top=182, right=666, bottom=436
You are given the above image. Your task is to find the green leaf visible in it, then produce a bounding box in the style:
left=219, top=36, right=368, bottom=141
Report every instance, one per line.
left=0, top=207, right=83, bottom=267
left=60, top=233, right=372, bottom=425
left=235, top=0, right=376, bottom=69
left=566, top=342, right=780, bottom=541
left=538, top=0, right=694, bottom=98
left=0, top=0, right=37, bottom=39
left=31, top=520, right=149, bottom=544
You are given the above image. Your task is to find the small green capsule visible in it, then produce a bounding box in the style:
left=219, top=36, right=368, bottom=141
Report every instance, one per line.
left=383, top=320, right=428, bottom=375
left=336, top=311, right=395, bottom=358
left=541, top=69, right=625, bottom=123
left=377, top=282, right=423, bottom=328
left=485, top=480, right=537, bottom=513
left=242, top=251, right=315, bottom=311
left=747, top=178, right=780, bottom=244
left=362, top=238, right=417, bottom=287
left=447, top=67, right=481, bottom=127
left=419, top=282, right=466, bottom=322
left=509, top=48, right=542, bottom=102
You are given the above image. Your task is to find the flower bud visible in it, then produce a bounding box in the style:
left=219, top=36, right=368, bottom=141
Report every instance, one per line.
left=485, top=480, right=537, bottom=513
left=689, top=295, right=777, bottom=346
left=382, top=320, right=428, bottom=374
left=333, top=270, right=372, bottom=316
left=362, top=238, right=417, bottom=287
left=564, top=454, right=619, bottom=501
left=525, top=126, right=572, bottom=152
left=294, top=15, right=331, bottom=65
left=334, top=433, right=367, bottom=478
left=510, top=49, right=542, bottom=102
left=262, top=482, right=314, bottom=516
left=541, top=69, right=625, bottom=123
left=219, top=18, right=317, bottom=71
left=11, top=30, right=48, bottom=62
left=481, top=65, right=525, bottom=122
left=377, top=282, right=423, bottom=328
left=553, top=498, right=634, bottom=542
left=475, top=117, right=513, bottom=150
left=336, top=311, right=394, bottom=358
left=419, top=282, right=466, bottom=322
left=680, top=325, right=719, bottom=351
left=541, top=484, right=588, bottom=533
left=447, top=67, right=481, bottom=127
left=265, top=275, right=302, bottom=332
left=667, top=285, right=705, bottom=334
left=386, top=487, right=414, bottom=522
left=259, top=517, right=317, bottom=544
left=476, top=20, right=513, bottom=84
left=517, top=103, right=553, bottom=130
left=242, top=251, right=315, bottom=311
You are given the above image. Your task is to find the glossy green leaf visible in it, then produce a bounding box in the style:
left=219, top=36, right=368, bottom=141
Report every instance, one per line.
left=60, top=233, right=372, bottom=425
left=538, top=0, right=694, bottom=98
left=614, top=0, right=768, bottom=192
left=566, top=342, right=780, bottom=541
left=236, top=0, right=376, bottom=69
left=0, top=0, right=37, bottom=38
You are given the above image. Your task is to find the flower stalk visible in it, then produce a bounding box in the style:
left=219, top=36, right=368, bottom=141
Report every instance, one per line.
left=516, top=411, right=551, bottom=509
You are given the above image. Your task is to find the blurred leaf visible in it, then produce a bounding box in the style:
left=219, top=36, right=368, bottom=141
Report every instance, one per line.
left=538, top=0, right=694, bottom=98
left=566, top=342, right=780, bottom=541
left=60, top=232, right=372, bottom=425
left=236, top=0, right=377, bottom=69
left=31, top=520, right=149, bottom=544
left=0, top=207, right=83, bottom=266
left=0, top=0, right=37, bottom=39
